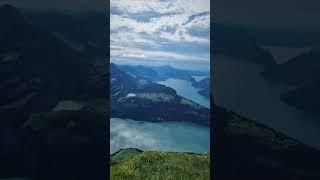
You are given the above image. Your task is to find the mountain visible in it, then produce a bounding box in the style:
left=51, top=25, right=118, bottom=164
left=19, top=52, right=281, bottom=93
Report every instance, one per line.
left=25, top=11, right=106, bottom=58
left=0, top=7, right=107, bottom=109
left=151, top=65, right=206, bottom=81
left=110, top=148, right=210, bottom=180
left=192, top=77, right=210, bottom=89
left=213, top=23, right=276, bottom=67
left=280, top=81, right=320, bottom=112
left=117, top=65, right=159, bottom=81
left=262, top=49, right=320, bottom=112
left=192, top=77, right=210, bottom=98
left=118, top=64, right=208, bottom=82
left=224, top=26, right=320, bottom=47
left=118, top=64, right=210, bottom=99
left=0, top=5, right=107, bottom=179
left=110, top=63, right=210, bottom=126
left=262, top=49, right=320, bottom=85
left=213, top=105, right=320, bottom=179
left=198, top=86, right=210, bottom=98
left=110, top=63, right=176, bottom=101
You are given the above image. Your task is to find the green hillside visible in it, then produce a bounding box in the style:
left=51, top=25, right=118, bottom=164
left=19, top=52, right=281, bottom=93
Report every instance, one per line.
left=110, top=149, right=210, bottom=180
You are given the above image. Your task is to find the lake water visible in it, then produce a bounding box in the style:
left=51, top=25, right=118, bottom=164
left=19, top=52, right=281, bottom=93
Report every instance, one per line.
left=110, top=118, right=210, bottom=154
left=214, top=55, right=320, bottom=149
left=157, top=78, right=210, bottom=108
left=110, top=77, right=211, bottom=154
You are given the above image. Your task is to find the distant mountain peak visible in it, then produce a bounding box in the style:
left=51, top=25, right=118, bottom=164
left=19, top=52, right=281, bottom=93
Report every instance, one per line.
left=160, top=65, right=173, bottom=68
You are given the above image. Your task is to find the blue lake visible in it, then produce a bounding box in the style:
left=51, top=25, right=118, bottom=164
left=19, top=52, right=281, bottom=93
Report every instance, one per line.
left=110, top=118, right=210, bottom=154
left=110, top=77, right=211, bottom=154
left=157, top=78, right=210, bottom=108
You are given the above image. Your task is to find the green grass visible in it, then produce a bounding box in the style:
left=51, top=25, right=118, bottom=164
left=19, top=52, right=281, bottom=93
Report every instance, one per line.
left=110, top=149, right=210, bottom=180
left=111, top=148, right=143, bottom=165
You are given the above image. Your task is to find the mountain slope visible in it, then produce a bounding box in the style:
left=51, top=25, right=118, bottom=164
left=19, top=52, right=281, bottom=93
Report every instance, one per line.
left=118, top=64, right=208, bottom=82
left=110, top=105, right=320, bottom=180
left=213, top=105, right=320, bottom=179
left=192, top=77, right=210, bottom=89
left=110, top=148, right=210, bottom=180
left=213, top=23, right=276, bottom=67
left=0, top=5, right=107, bottom=179
left=280, top=81, right=320, bottom=112
left=198, top=86, right=210, bottom=98
left=262, top=50, right=320, bottom=85
left=111, top=63, right=210, bottom=125
left=262, top=49, right=320, bottom=112
left=25, top=11, right=106, bottom=58
left=0, top=5, right=106, bottom=115
left=192, top=77, right=210, bottom=98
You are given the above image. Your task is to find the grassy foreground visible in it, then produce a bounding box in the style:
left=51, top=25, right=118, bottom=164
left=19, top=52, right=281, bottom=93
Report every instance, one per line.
left=110, top=148, right=210, bottom=180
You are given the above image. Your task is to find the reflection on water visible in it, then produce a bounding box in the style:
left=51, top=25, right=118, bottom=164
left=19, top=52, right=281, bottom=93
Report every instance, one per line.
left=110, top=118, right=210, bottom=154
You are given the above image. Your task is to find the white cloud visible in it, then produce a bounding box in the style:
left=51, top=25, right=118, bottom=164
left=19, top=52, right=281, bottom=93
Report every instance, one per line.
left=111, top=45, right=209, bottom=62
left=111, top=0, right=210, bottom=15
left=110, top=0, right=210, bottom=64
left=111, top=7, right=210, bottom=43
left=110, top=30, right=161, bottom=48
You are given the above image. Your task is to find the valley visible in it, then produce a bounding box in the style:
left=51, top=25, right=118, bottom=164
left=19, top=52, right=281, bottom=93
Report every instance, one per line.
left=110, top=63, right=211, bottom=154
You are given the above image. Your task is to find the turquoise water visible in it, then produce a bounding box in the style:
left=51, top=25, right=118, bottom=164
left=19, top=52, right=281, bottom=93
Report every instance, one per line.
left=110, top=78, right=211, bottom=154
left=110, top=118, right=210, bottom=154
left=157, top=78, right=210, bottom=108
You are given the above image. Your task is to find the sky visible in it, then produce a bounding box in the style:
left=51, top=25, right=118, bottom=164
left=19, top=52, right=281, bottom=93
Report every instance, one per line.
left=110, top=0, right=210, bottom=71
left=2, top=0, right=319, bottom=67
left=2, top=0, right=319, bottom=29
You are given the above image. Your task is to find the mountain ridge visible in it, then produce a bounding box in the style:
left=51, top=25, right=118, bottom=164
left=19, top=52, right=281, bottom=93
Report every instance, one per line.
left=0, top=5, right=107, bottom=179
left=262, top=49, right=320, bottom=112
left=110, top=63, right=210, bottom=126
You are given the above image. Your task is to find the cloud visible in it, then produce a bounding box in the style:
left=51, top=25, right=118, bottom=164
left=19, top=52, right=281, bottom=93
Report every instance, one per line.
left=111, top=45, right=209, bottom=62
left=110, top=0, right=210, bottom=65
left=111, top=0, right=209, bottom=15
left=110, top=118, right=161, bottom=154
left=111, top=11, right=209, bottom=43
